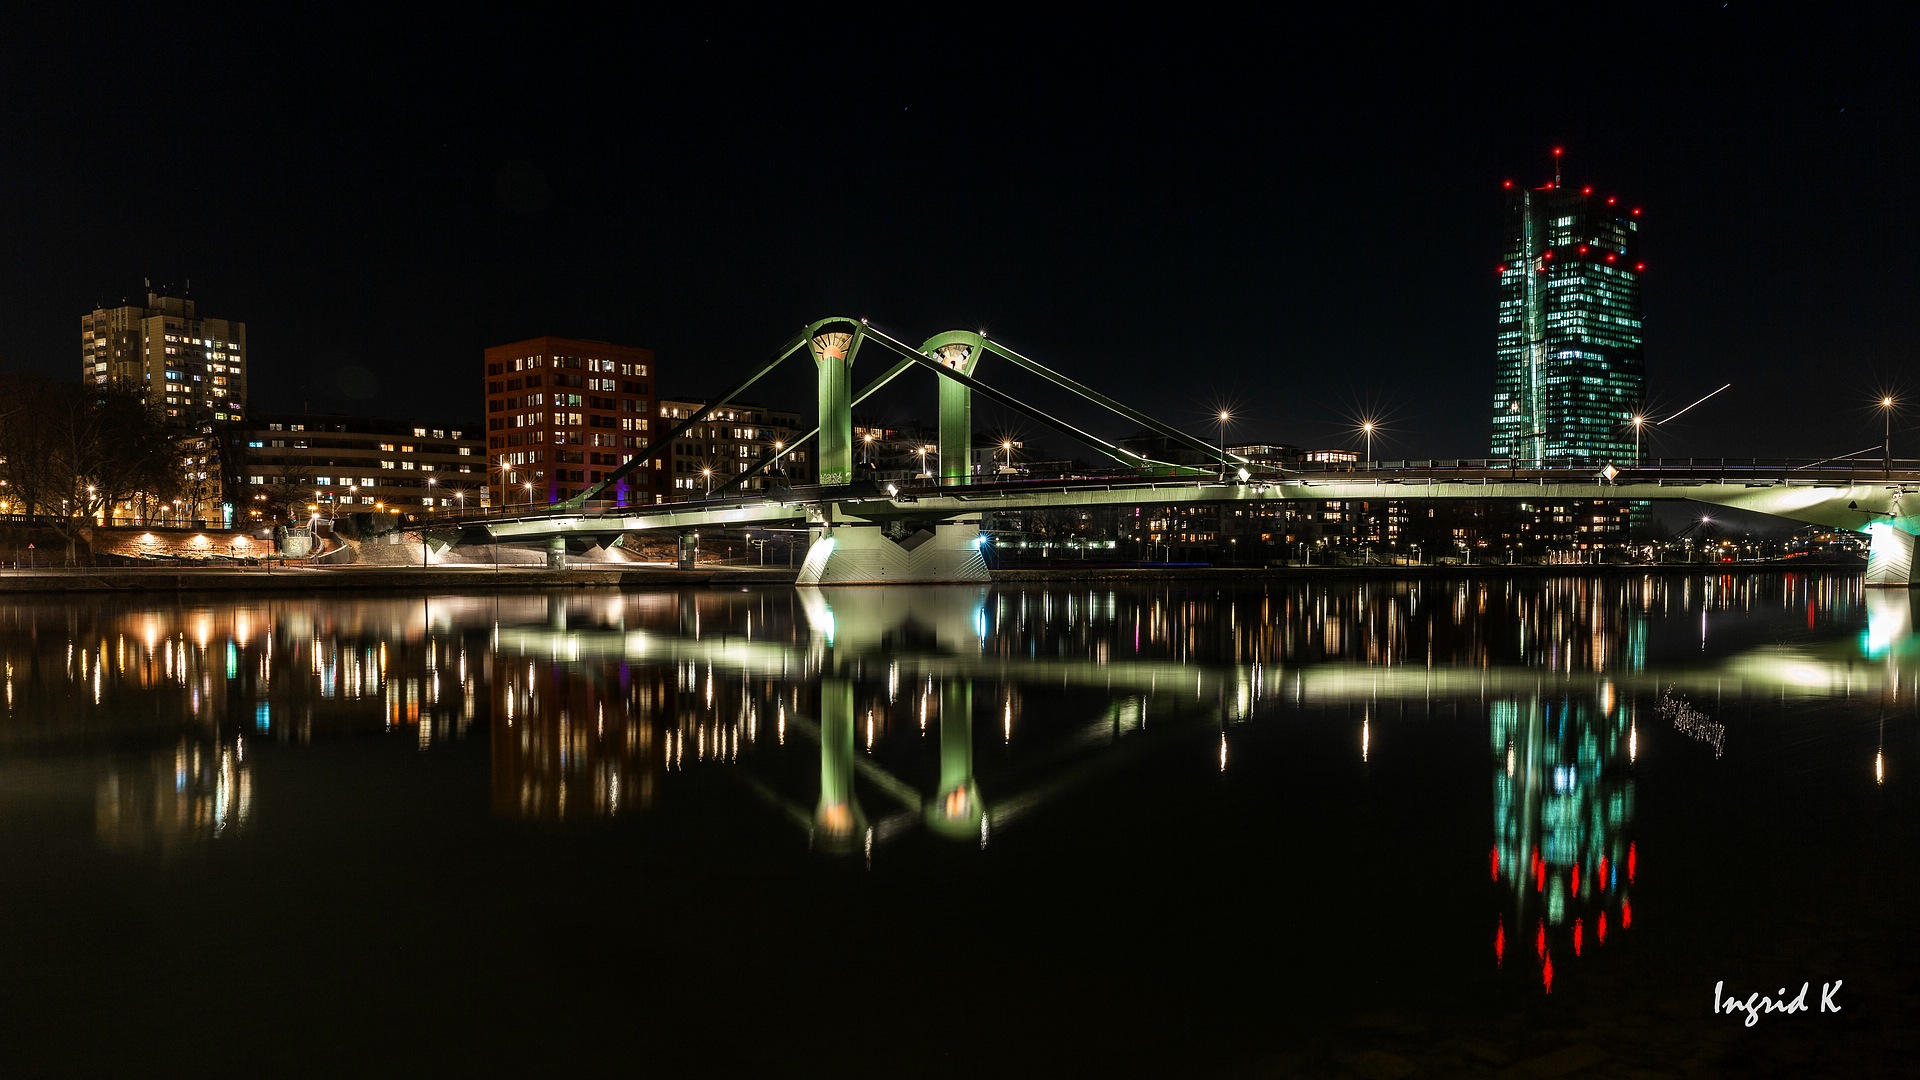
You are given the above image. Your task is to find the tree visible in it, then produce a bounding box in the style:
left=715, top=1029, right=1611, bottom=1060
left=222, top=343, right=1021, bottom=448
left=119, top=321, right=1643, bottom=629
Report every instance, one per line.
left=0, top=374, right=181, bottom=561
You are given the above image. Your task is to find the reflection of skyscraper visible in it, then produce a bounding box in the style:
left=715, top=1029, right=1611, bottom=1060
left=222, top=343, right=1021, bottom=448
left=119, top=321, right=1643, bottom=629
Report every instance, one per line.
left=1491, top=162, right=1645, bottom=464
left=1491, top=693, right=1634, bottom=991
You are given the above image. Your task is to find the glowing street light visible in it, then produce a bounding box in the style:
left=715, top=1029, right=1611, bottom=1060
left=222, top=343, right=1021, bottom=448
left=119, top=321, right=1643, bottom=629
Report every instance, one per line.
left=1882, top=395, right=1898, bottom=475
left=522, top=481, right=533, bottom=508
left=1217, top=410, right=1231, bottom=480
left=916, top=444, right=934, bottom=478
left=1001, top=439, right=1015, bottom=474
left=1631, top=414, right=1647, bottom=464
left=862, top=431, right=876, bottom=467
left=702, top=466, right=713, bottom=495
left=1361, top=421, right=1375, bottom=469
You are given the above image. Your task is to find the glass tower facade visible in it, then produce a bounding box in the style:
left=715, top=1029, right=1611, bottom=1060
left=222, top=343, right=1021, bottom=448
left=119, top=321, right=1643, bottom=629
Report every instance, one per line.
left=1491, top=180, right=1645, bottom=463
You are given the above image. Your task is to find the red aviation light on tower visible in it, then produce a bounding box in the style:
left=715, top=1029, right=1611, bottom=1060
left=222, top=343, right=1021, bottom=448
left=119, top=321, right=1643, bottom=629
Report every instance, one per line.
left=1553, top=146, right=1564, bottom=156
left=1578, top=245, right=1589, bottom=255
left=1504, top=179, right=1514, bottom=189
left=1607, top=196, right=1617, bottom=205
left=1631, top=207, right=1642, bottom=216
left=1582, top=186, right=1592, bottom=195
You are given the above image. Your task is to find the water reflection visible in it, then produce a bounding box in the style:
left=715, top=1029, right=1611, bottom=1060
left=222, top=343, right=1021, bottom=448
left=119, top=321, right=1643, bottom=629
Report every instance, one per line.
left=0, top=576, right=1912, bottom=1006
left=1492, top=694, right=1634, bottom=993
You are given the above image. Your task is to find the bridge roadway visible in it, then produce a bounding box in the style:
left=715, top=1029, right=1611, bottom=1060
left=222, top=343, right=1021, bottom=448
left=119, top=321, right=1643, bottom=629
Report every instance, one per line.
left=458, top=461, right=1920, bottom=585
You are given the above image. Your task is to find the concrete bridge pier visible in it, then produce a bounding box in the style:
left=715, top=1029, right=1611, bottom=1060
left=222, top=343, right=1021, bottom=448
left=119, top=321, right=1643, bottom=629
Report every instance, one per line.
left=796, top=518, right=990, bottom=585
left=546, top=535, right=567, bottom=570
left=1865, top=522, right=1916, bottom=587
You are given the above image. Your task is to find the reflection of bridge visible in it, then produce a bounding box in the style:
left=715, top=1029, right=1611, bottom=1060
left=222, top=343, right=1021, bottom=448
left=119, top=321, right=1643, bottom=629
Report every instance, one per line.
left=490, top=584, right=1918, bottom=856
left=445, top=315, right=1920, bottom=585
left=495, top=585, right=1920, bottom=703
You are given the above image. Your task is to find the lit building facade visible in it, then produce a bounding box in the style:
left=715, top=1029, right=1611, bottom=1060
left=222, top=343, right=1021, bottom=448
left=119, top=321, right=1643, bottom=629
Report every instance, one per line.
left=81, top=290, right=247, bottom=423
left=484, top=337, right=655, bottom=509
left=1491, top=170, right=1645, bottom=464
left=223, top=414, right=487, bottom=524
left=658, top=398, right=811, bottom=496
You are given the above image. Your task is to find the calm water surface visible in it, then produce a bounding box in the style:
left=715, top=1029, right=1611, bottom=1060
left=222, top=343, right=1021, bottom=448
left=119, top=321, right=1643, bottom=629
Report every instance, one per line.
left=1, top=574, right=1914, bottom=1076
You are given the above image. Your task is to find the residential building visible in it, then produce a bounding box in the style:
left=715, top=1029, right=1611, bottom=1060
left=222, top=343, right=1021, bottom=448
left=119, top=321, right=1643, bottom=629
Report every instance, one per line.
left=484, top=337, right=656, bottom=509
left=222, top=414, right=487, bottom=524
left=81, top=289, right=247, bottom=423
left=658, top=398, right=812, bottom=496
left=1491, top=162, right=1645, bottom=464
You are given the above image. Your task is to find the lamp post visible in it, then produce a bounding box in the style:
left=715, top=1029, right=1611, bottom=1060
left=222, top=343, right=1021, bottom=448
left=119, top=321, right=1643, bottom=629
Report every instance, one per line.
left=862, top=431, right=876, bottom=469
left=1631, top=414, right=1646, bottom=465
left=426, top=476, right=436, bottom=516
left=1361, top=421, right=1374, bottom=469
left=702, top=466, right=713, bottom=496
left=523, top=481, right=533, bottom=508
left=916, top=444, right=932, bottom=479
left=1001, top=439, right=1014, bottom=474
left=1883, top=395, right=1897, bottom=475
left=1217, top=410, right=1231, bottom=480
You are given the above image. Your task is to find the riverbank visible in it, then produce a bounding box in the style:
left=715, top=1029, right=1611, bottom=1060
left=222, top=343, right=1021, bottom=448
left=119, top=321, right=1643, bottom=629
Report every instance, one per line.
left=0, top=560, right=1864, bottom=594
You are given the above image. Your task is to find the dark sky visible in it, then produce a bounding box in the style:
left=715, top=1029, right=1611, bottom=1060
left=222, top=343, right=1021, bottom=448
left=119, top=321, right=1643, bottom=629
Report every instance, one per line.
left=2, top=4, right=1914, bottom=460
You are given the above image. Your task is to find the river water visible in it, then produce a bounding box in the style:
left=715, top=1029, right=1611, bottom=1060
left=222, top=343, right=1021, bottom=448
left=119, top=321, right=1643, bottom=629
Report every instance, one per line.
left=0, top=573, right=1913, bottom=1076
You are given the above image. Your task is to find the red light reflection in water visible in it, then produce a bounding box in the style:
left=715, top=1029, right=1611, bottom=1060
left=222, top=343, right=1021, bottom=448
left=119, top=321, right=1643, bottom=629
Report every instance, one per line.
left=1573, top=918, right=1584, bottom=956
left=1628, top=842, right=1637, bottom=883
left=1598, top=911, right=1608, bottom=943
left=1490, top=846, right=1500, bottom=881
left=1622, top=899, right=1633, bottom=929
left=1496, top=919, right=1505, bottom=965
left=1570, top=866, right=1579, bottom=896
left=1542, top=951, right=1555, bottom=994
left=1535, top=920, right=1547, bottom=959
left=1536, top=857, right=1546, bottom=892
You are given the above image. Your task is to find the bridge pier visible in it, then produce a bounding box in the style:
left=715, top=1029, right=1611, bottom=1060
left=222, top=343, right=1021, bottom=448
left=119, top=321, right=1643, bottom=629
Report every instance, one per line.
left=796, top=520, right=990, bottom=585
left=1865, top=522, right=1916, bottom=587
left=546, top=535, right=567, bottom=570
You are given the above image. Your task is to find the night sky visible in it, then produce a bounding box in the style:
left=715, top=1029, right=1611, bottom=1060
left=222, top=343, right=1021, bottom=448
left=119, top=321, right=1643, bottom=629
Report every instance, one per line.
left=2, top=4, right=1914, bottom=461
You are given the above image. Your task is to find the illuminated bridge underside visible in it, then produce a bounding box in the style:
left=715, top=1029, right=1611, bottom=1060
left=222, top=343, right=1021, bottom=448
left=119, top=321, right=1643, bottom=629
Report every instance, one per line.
left=477, top=472, right=1920, bottom=585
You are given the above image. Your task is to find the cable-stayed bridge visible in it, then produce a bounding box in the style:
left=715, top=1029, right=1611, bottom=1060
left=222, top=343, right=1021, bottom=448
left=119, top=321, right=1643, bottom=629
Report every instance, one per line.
left=444, top=317, right=1920, bottom=586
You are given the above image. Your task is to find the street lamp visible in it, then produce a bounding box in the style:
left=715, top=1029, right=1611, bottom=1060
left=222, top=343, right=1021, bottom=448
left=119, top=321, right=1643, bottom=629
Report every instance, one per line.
left=1361, top=421, right=1375, bottom=469
left=1001, top=439, right=1014, bottom=474
left=1882, top=395, right=1897, bottom=475
left=1631, top=414, right=1647, bottom=464
left=916, top=444, right=935, bottom=478
left=1217, top=410, right=1231, bottom=480
left=862, top=431, right=876, bottom=467
left=522, top=481, right=533, bottom=508
left=426, top=476, right=436, bottom=515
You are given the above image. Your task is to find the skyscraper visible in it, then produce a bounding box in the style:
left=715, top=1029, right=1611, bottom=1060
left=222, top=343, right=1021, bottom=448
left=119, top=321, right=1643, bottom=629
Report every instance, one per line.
left=1491, top=159, right=1645, bottom=464
left=81, top=290, right=248, bottom=423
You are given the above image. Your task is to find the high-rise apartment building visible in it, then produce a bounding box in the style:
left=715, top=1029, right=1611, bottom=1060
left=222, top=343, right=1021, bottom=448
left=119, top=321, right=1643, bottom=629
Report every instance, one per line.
left=484, top=336, right=656, bottom=508
left=82, top=290, right=248, bottom=423
left=1490, top=164, right=1645, bottom=463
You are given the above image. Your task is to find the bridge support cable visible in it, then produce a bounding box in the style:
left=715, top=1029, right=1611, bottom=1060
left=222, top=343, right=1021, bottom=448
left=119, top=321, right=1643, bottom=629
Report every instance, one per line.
left=562, top=327, right=815, bottom=511
left=977, top=335, right=1241, bottom=471
left=859, top=326, right=1211, bottom=476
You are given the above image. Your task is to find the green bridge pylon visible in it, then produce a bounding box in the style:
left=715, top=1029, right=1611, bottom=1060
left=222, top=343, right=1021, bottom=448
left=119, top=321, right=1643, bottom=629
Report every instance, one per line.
left=921, top=331, right=987, bottom=487
left=806, top=318, right=866, bottom=487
